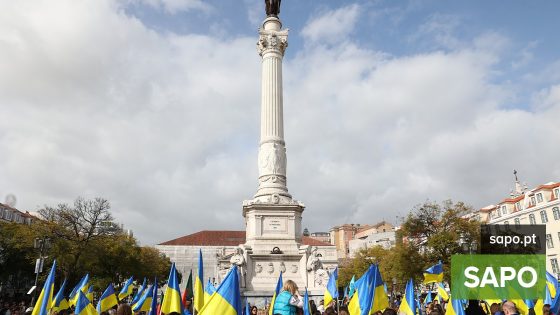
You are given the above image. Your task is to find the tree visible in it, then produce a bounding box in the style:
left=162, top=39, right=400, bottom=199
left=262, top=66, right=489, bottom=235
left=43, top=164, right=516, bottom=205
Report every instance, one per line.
left=399, top=200, right=480, bottom=283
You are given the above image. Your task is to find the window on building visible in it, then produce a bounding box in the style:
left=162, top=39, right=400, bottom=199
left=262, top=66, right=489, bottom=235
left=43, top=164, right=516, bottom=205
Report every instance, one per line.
left=541, top=210, right=549, bottom=223
left=515, top=202, right=522, bottom=211
left=501, top=205, right=507, bottom=215
left=555, top=188, right=559, bottom=199
left=529, top=214, right=536, bottom=225
left=557, top=231, right=560, bottom=242
left=504, top=221, right=510, bottom=230
left=514, top=218, right=520, bottom=226
left=537, top=193, right=543, bottom=203
left=552, top=258, right=560, bottom=275
left=547, top=234, right=554, bottom=249
left=554, top=207, right=560, bottom=221
left=531, top=196, right=536, bottom=206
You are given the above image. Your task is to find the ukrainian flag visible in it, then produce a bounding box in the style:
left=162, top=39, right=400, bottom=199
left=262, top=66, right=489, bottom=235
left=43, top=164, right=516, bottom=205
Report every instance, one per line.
left=118, top=277, right=134, bottom=300
left=445, top=299, right=465, bottom=315
left=161, top=263, right=183, bottom=314
left=75, top=290, right=98, bottom=315
left=204, top=279, right=216, bottom=301
left=131, top=278, right=147, bottom=305
left=399, top=279, right=416, bottom=315
left=148, top=279, right=158, bottom=315
left=348, top=265, right=375, bottom=315
left=303, top=287, right=311, bottom=315
left=133, top=285, right=153, bottom=312
left=324, top=267, right=339, bottom=308
left=547, top=271, right=558, bottom=298
left=31, top=260, right=56, bottom=315
left=436, top=283, right=449, bottom=302
left=269, top=272, right=283, bottom=315
left=349, top=275, right=356, bottom=297
left=369, top=265, right=389, bottom=314
left=194, top=249, right=204, bottom=313
left=423, top=261, right=444, bottom=284
left=51, top=278, right=69, bottom=312
left=424, top=290, right=432, bottom=306
left=70, top=274, right=90, bottom=306
left=96, top=283, right=118, bottom=313
left=199, top=266, right=242, bottom=315
left=86, top=286, right=94, bottom=302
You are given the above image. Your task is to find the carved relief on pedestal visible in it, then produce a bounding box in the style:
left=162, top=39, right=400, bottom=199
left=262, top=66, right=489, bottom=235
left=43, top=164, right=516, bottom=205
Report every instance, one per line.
left=280, top=262, right=286, bottom=273
left=314, top=269, right=330, bottom=287
left=291, top=264, right=298, bottom=273
left=255, top=263, right=263, bottom=274
left=258, top=142, right=287, bottom=177
left=267, top=262, right=275, bottom=274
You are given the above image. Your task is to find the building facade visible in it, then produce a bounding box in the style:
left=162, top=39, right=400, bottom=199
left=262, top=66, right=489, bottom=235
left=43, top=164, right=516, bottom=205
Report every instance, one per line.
left=0, top=203, right=35, bottom=225
left=479, top=178, right=560, bottom=276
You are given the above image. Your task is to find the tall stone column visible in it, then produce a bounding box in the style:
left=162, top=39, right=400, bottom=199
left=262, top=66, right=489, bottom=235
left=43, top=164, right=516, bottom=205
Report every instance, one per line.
left=254, top=17, right=291, bottom=203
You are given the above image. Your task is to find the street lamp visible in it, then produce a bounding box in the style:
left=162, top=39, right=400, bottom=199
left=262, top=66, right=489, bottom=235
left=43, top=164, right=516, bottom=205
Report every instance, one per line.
left=30, top=237, right=51, bottom=305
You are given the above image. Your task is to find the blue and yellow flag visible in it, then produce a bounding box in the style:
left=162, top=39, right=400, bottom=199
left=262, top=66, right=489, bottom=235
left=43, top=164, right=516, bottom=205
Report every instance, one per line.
left=269, top=272, right=283, bottom=315
left=194, top=249, right=204, bottom=313
left=369, top=265, right=389, bottom=314
left=75, top=290, right=98, bottom=315
left=31, top=260, right=56, bottom=315
left=424, top=290, right=432, bottom=306
left=445, top=299, right=465, bottom=315
left=133, top=285, right=153, bottom=312
left=131, top=278, right=147, bottom=305
left=348, top=265, right=375, bottom=315
left=148, top=278, right=158, bottom=315
left=86, top=286, right=94, bottom=302
left=303, top=287, right=311, bottom=315
left=324, top=267, right=339, bottom=308
left=436, top=283, right=449, bottom=302
left=70, top=274, right=90, bottom=306
left=199, top=266, right=242, bottom=315
left=204, top=279, right=216, bottom=301
left=547, top=271, right=558, bottom=298
left=161, top=263, right=183, bottom=314
left=349, top=275, right=356, bottom=297
left=244, top=299, right=250, bottom=315
left=51, top=278, right=69, bottom=312
left=399, top=279, right=416, bottom=315
left=423, top=261, right=444, bottom=284
left=96, top=283, right=118, bottom=313
left=118, top=277, right=134, bottom=300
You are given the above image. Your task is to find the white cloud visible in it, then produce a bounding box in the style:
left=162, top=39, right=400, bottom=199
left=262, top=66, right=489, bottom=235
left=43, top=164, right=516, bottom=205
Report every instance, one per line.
left=136, top=0, right=211, bottom=14
left=1, top=1, right=559, bottom=245
left=301, top=4, right=360, bottom=45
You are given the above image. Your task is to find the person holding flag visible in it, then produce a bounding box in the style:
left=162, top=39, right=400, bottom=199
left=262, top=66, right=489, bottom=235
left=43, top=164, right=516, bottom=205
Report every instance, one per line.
left=31, top=260, right=56, bottom=315
left=272, top=280, right=304, bottom=315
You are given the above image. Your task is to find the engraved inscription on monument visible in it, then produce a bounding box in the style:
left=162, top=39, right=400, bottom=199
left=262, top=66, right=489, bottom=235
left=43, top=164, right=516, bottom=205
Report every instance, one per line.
left=263, top=217, right=288, bottom=233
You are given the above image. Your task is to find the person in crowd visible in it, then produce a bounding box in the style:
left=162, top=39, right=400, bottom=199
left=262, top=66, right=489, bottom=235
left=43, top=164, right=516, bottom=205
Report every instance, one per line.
left=324, top=306, right=336, bottom=315
left=272, top=280, right=303, bottom=315
left=465, top=300, right=486, bottom=315
left=116, top=304, right=132, bottom=315
left=317, top=300, right=325, bottom=313
left=250, top=305, right=258, bottom=315
left=309, top=300, right=317, bottom=314
left=502, top=302, right=519, bottom=315
left=382, top=308, right=397, bottom=315
left=490, top=303, right=502, bottom=315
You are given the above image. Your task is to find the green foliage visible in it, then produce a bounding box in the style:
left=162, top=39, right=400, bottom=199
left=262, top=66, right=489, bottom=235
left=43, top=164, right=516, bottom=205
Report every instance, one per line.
left=0, top=197, right=171, bottom=295
left=339, top=200, right=480, bottom=288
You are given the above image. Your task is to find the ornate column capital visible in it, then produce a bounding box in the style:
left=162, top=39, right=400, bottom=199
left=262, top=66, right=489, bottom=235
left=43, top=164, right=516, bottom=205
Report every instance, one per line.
left=257, top=28, right=289, bottom=57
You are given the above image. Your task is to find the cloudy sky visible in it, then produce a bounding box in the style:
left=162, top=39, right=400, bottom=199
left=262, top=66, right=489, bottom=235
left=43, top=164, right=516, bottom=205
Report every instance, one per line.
left=1, top=0, right=560, bottom=245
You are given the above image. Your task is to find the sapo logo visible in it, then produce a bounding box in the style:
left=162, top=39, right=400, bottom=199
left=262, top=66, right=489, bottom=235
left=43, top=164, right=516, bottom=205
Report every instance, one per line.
left=451, top=255, right=545, bottom=300
left=464, top=266, right=537, bottom=288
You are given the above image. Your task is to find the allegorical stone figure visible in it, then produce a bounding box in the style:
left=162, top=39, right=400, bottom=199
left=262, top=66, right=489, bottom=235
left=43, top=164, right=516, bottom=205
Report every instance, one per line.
left=265, top=0, right=281, bottom=17
left=230, top=247, right=246, bottom=287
